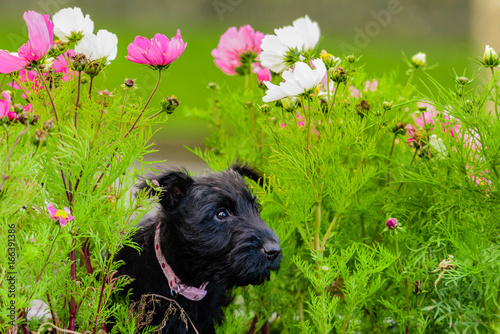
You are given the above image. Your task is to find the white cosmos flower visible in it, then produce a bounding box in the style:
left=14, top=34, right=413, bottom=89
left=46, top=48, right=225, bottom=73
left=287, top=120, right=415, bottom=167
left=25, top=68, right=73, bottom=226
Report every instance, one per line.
left=53, top=7, right=94, bottom=43
left=262, top=58, right=326, bottom=102
left=260, top=15, right=320, bottom=73
left=75, top=29, right=118, bottom=64
left=429, top=134, right=448, bottom=158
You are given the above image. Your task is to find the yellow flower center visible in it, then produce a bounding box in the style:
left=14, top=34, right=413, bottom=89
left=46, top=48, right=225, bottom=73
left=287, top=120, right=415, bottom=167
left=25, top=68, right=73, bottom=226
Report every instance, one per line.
left=320, top=52, right=332, bottom=60
left=54, top=210, right=68, bottom=219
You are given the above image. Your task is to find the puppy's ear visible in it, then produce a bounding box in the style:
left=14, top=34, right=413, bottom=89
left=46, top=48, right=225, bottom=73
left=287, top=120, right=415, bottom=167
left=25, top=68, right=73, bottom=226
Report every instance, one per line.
left=230, top=163, right=264, bottom=187
left=141, top=170, right=194, bottom=209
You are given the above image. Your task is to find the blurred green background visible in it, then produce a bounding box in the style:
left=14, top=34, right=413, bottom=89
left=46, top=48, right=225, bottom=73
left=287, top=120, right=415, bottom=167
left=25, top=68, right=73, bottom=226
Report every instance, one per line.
left=1, top=0, right=494, bottom=169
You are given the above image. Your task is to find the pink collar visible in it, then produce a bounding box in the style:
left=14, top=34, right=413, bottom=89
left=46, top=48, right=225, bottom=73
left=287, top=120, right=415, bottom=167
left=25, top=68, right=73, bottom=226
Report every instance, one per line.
left=154, top=224, right=208, bottom=301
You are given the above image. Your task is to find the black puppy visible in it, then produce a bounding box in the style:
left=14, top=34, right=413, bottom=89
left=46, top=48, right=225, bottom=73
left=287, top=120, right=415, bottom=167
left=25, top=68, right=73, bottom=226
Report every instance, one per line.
left=114, top=164, right=282, bottom=333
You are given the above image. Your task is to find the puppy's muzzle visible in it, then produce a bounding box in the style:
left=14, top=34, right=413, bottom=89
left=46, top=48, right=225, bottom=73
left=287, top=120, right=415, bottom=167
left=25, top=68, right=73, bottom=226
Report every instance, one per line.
left=262, top=239, right=281, bottom=261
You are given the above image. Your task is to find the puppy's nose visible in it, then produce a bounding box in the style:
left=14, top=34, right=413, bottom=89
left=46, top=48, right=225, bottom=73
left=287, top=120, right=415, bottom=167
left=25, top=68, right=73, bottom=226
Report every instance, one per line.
left=262, top=240, right=281, bottom=261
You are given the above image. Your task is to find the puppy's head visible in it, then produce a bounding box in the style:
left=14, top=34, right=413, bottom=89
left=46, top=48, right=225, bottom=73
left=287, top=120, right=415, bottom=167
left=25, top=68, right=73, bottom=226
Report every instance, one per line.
left=142, top=164, right=281, bottom=287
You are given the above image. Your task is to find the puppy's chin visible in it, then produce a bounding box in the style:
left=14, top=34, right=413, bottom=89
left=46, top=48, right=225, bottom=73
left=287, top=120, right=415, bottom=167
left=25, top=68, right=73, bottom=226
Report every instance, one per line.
left=233, top=267, right=281, bottom=287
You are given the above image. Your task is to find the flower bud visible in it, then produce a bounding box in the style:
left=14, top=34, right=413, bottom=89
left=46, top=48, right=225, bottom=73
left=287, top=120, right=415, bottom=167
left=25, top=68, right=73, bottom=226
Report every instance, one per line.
left=456, top=76, right=470, bottom=85
left=330, top=66, right=348, bottom=83
left=358, top=100, right=369, bottom=110
left=34, top=129, right=48, bottom=143
left=18, top=113, right=29, bottom=125
left=124, top=78, right=135, bottom=88
left=276, top=97, right=297, bottom=111
left=160, top=95, right=180, bottom=114
left=207, top=82, right=220, bottom=90
left=30, top=114, right=40, bottom=126
left=483, top=45, right=500, bottom=67
left=412, top=280, right=422, bottom=295
left=320, top=50, right=341, bottom=69
left=259, top=104, right=271, bottom=113
left=386, top=218, right=398, bottom=229
left=346, top=55, right=356, bottom=63
left=44, top=118, right=55, bottom=131
left=98, top=90, right=114, bottom=98
left=85, top=60, right=104, bottom=77
left=411, top=52, right=427, bottom=68
left=382, top=101, right=392, bottom=110
left=71, top=53, right=89, bottom=71
left=356, top=100, right=370, bottom=118
left=13, top=104, right=24, bottom=113
left=464, top=99, right=474, bottom=113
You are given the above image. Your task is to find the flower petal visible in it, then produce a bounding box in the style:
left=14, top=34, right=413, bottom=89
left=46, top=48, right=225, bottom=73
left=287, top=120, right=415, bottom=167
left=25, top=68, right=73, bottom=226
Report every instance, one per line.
left=0, top=51, right=29, bottom=74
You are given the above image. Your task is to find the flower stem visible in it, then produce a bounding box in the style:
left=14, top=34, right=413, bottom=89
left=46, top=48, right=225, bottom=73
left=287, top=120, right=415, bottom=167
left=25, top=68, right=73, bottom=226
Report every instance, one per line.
left=304, top=96, right=312, bottom=150
left=36, top=67, right=72, bottom=201
left=82, top=238, right=93, bottom=274
left=88, top=76, right=94, bottom=99
left=92, top=272, right=107, bottom=334
left=398, top=148, right=418, bottom=192
left=395, top=232, right=410, bottom=333
left=387, top=133, right=398, bottom=185
left=314, top=202, right=322, bottom=251
left=356, top=191, right=366, bottom=243
left=320, top=200, right=345, bottom=251
left=118, top=89, right=130, bottom=134
left=330, top=83, right=339, bottom=115
left=31, top=226, right=62, bottom=302
left=2, top=123, right=29, bottom=177
left=74, top=71, right=82, bottom=129
left=124, top=70, right=162, bottom=139
left=36, top=66, right=60, bottom=125
left=68, top=239, right=77, bottom=331
left=490, top=67, right=498, bottom=118
left=404, top=70, right=415, bottom=94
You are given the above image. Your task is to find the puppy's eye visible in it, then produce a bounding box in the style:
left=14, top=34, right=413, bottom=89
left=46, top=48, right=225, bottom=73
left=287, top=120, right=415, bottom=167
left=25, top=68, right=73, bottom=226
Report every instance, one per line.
left=215, top=209, right=229, bottom=220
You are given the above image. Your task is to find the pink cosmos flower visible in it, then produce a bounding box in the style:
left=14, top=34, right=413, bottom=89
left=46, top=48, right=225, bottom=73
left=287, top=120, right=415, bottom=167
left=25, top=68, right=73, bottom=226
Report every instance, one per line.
left=469, top=169, right=492, bottom=187
left=364, top=79, right=378, bottom=92
left=211, top=25, right=264, bottom=75
left=0, top=91, right=12, bottom=119
left=256, top=66, right=271, bottom=85
left=0, top=11, right=54, bottom=73
left=19, top=11, right=54, bottom=61
left=414, top=110, right=460, bottom=138
left=0, top=91, right=24, bottom=121
left=8, top=70, right=43, bottom=98
left=6, top=103, right=33, bottom=121
left=348, top=85, right=361, bottom=98
left=126, top=30, right=187, bottom=70
left=386, top=218, right=398, bottom=229
left=280, top=112, right=319, bottom=135
left=47, top=203, right=74, bottom=227
left=53, top=49, right=76, bottom=81
left=405, top=124, right=421, bottom=148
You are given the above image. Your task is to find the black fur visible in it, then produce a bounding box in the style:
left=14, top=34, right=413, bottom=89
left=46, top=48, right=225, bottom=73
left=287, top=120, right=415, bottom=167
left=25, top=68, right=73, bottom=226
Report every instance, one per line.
left=114, top=164, right=281, bottom=333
